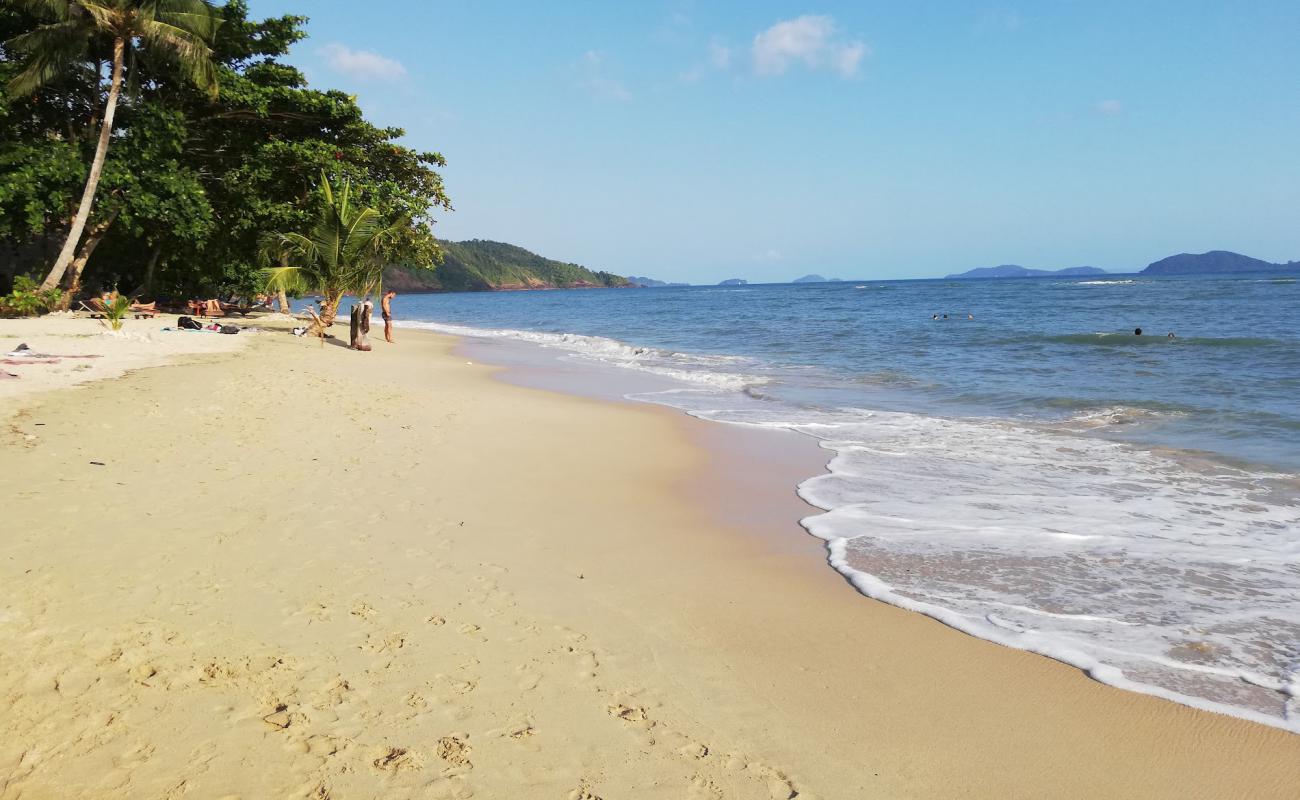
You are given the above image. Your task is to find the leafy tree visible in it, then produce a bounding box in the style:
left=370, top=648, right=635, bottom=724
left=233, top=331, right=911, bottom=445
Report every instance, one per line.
left=0, top=2, right=451, bottom=299
left=3, top=0, right=222, bottom=294
left=262, top=172, right=405, bottom=329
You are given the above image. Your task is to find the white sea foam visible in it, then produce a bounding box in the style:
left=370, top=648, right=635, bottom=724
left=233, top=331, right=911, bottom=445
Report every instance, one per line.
left=634, top=392, right=1300, bottom=731
left=1076, top=279, right=1138, bottom=285
left=399, top=320, right=764, bottom=391
left=412, top=317, right=1300, bottom=732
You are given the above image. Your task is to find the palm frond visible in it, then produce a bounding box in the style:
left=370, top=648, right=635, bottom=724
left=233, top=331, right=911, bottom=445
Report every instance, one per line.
left=75, top=1, right=123, bottom=33
left=7, top=0, right=75, bottom=22
left=153, top=0, right=223, bottom=41
left=261, top=265, right=308, bottom=295
left=5, top=23, right=90, bottom=96
left=135, top=17, right=218, bottom=97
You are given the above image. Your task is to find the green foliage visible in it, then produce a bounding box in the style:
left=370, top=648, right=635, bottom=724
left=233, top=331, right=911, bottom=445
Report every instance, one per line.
left=0, top=275, right=62, bottom=317
left=385, top=240, right=632, bottom=292
left=4, top=0, right=222, bottom=100
left=262, top=173, right=406, bottom=317
left=0, top=1, right=450, bottom=298
left=98, top=290, right=130, bottom=330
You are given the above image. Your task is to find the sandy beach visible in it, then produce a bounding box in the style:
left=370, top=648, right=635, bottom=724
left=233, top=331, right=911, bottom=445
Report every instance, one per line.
left=2, top=318, right=1297, bottom=799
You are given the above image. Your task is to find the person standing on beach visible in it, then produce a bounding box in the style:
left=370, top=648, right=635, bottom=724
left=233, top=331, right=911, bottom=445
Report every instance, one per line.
left=382, top=291, right=397, bottom=343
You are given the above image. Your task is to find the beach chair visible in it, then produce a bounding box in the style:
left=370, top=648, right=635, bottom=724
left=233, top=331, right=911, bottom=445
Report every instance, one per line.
left=77, top=297, right=108, bottom=318
left=129, top=301, right=160, bottom=319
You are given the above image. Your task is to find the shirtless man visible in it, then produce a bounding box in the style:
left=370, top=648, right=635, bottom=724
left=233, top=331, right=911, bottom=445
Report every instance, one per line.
left=381, top=290, right=397, bottom=343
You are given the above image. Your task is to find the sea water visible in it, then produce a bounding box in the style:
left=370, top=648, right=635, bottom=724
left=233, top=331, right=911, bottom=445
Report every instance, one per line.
left=381, top=273, right=1300, bottom=731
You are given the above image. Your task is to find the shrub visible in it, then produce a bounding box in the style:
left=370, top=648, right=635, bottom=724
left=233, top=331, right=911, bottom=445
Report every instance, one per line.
left=0, top=276, right=63, bottom=318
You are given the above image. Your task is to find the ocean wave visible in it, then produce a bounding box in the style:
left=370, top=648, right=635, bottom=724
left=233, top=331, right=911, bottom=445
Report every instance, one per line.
left=398, top=320, right=765, bottom=391
left=642, top=396, right=1300, bottom=731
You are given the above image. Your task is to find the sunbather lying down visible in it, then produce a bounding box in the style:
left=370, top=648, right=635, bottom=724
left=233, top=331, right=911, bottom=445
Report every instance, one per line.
left=188, top=299, right=225, bottom=317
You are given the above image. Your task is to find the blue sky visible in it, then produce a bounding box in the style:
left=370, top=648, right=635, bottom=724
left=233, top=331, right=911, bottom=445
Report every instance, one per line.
left=248, top=1, right=1300, bottom=283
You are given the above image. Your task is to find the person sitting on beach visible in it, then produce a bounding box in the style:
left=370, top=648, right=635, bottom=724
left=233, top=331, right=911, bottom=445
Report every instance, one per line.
left=382, top=290, right=397, bottom=343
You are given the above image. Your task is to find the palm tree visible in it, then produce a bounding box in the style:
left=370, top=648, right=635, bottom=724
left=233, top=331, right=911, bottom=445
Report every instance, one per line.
left=4, top=0, right=222, bottom=293
left=262, top=172, right=406, bottom=332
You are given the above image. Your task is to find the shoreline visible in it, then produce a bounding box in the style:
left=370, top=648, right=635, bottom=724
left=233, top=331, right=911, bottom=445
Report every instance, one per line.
left=1, top=319, right=1297, bottom=798
left=441, top=319, right=1300, bottom=733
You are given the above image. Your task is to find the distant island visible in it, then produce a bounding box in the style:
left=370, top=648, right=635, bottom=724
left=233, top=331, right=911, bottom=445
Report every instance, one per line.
left=945, top=250, right=1297, bottom=280
left=627, top=276, right=691, bottom=287
left=946, top=265, right=1108, bottom=279
left=1140, top=250, right=1297, bottom=275
left=385, top=240, right=632, bottom=292
left=792, top=274, right=842, bottom=283
left=718, top=278, right=748, bottom=286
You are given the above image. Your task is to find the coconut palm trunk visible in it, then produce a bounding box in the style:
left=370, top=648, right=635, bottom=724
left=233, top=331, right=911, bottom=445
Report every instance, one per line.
left=319, top=290, right=344, bottom=328
left=63, top=206, right=122, bottom=300
left=41, top=37, right=125, bottom=292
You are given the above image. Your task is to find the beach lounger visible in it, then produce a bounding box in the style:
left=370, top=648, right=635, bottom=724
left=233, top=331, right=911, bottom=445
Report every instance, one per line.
left=188, top=299, right=226, bottom=318
left=129, top=301, right=160, bottom=319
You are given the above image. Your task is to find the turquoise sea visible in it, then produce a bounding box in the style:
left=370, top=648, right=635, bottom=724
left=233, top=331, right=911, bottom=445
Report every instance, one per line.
left=376, top=272, right=1300, bottom=730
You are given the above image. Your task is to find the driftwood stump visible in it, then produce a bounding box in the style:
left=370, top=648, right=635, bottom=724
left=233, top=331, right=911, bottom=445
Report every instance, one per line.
left=350, top=300, right=373, bottom=351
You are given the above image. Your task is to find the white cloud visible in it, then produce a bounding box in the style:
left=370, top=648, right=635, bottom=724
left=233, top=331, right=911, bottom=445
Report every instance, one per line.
left=320, top=43, right=407, bottom=81
left=752, top=15, right=867, bottom=78
left=580, top=51, right=631, bottom=101
left=1096, top=99, right=1123, bottom=115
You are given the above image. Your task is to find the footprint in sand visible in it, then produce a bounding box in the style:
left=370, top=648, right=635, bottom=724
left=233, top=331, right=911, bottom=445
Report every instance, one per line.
left=371, top=746, right=423, bottom=773
left=435, top=735, right=472, bottom=768
left=360, top=632, right=406, bottom=654
left=349, top=602, right=378, bottom=620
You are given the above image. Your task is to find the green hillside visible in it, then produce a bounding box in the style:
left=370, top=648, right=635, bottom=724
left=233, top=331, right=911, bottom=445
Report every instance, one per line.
left=385, top=240, right=632, bottom=292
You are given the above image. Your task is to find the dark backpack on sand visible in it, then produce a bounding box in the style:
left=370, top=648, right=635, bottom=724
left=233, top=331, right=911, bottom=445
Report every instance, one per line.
left=178, top=316, right=202, bottom=330
left=220, top=325, right=239, bottom=335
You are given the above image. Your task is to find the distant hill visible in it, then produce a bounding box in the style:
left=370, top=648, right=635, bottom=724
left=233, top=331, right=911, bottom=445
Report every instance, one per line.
left=628, top=276, right=690, bottom=287
left=385, top=240, right=632, bottom=292
left=947, top=265, right=1108, bottom=279
left=1141, top=251, right=1296, bottom=275
left=718, top=278, right=748, bottom=286
left=793, top=274, right=828, bottom=283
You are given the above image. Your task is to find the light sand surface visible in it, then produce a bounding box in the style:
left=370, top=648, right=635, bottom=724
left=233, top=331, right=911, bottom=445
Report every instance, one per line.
left=0, top=315, right=251, bottom=402
left=1, top=323, right=1297, bottom=799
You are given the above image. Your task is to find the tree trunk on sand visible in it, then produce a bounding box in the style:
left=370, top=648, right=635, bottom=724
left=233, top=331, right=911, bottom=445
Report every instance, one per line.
left=350, top=300, right=373, bottom=351
left=276, top=289, right=290, bottom=314
left=142, top=242, right=162, bottom=296
left=41, top=37, right=126, bottom=292
left=61, top=207, right=121, bottom=303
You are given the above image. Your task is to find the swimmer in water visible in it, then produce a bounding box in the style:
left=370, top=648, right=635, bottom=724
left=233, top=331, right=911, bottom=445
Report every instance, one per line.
left=1134, top=327, right=1143, bottom=336
left=1167, top=331, right=1176, bottom=339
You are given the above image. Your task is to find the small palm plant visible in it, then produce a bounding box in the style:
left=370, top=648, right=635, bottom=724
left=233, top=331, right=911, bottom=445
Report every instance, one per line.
left=262, top=172, right=406, bottom=333
left=100, top=291, right=131, bottom=331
